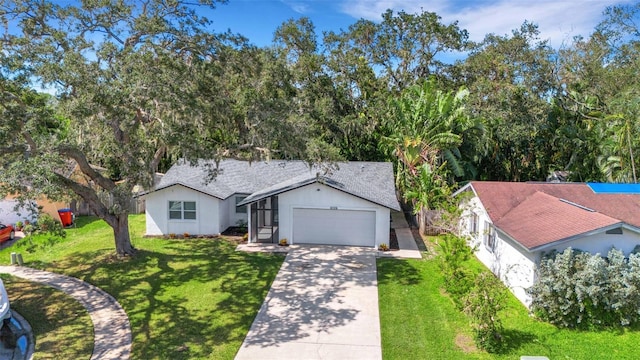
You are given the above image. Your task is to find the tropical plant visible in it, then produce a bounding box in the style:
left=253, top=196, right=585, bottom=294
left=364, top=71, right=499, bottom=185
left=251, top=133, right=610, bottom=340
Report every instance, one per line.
left=382, top=78, right=482, bottom=210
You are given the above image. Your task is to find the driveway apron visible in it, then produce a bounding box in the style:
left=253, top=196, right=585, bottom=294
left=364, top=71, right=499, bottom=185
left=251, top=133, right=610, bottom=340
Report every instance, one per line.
left=235, top=245, right=382, bottom=360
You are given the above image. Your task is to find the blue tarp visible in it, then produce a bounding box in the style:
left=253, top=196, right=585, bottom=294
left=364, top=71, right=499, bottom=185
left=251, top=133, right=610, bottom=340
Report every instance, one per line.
left=587, top=182, right=640, bottom=194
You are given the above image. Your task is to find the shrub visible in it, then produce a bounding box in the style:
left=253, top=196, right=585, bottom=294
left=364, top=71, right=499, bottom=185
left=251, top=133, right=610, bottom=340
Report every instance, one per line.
left=378, top=243, right=389, bottom=251
left=22, top=224, right=36, bottom=237
left=529, top=247, right=640, bottom=328
left=37, top=213, right=66, bottom=238
left=15, top=214, right=66, bottom=254
left=463, top=272, right=507, bottom=353
left=236, top=219, right=248, bottom=232
left=437, top=233, right=507, bottom=351
left=438, top=233, right=475, bottom=307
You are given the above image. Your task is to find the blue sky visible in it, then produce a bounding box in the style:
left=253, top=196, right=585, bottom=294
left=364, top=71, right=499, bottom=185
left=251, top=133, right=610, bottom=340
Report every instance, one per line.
left=210, top=0, right=634, bottom=48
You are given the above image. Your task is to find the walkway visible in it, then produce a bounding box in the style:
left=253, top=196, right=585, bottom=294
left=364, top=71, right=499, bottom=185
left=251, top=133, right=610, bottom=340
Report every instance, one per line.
left=377, top=211, right=422, bottom=259
left=0, top=266, right=131, bottom=360
left=235, top=245, right=381, bottom=360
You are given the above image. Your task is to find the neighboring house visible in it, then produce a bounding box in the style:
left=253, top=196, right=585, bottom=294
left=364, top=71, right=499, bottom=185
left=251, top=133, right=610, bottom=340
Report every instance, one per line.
left=456, top=181, right=640, bottom=307
left=0, top=197, right=39, bottom=225
left=143, top=159, right=401, bottom=248
left=1, top=194, right=71, bottom=226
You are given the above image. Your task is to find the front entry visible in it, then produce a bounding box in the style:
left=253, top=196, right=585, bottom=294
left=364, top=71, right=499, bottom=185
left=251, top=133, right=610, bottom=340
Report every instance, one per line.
left=250, top=196, right=279, bottom=243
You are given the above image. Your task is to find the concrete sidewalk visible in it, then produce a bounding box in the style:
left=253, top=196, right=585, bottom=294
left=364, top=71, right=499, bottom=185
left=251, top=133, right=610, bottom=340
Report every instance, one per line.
left=377, top=211, right=422, bottom=259
left=0, top=266, right=131, bottom=360
left=235, top=245, right=381, bottom=360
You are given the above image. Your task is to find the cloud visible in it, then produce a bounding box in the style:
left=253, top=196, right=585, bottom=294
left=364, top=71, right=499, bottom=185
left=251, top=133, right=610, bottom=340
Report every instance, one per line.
left=282, top=0, right=312, bottom=14
left=338, top=0, right=632, bottom=48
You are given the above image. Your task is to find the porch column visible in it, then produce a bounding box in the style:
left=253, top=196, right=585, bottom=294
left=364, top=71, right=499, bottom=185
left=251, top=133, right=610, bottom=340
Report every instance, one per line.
left=247, top=203, right=253, bottom=243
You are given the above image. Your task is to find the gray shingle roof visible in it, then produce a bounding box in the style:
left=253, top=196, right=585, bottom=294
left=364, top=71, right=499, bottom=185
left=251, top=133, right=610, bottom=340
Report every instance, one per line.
left=151, top=159, right=400, bottom=210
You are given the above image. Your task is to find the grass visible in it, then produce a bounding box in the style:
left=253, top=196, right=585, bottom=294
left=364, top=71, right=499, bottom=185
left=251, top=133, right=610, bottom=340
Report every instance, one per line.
left=11, top=215, right=640, bottom=359
left=377, top=236, right=640, bottom=359
left=0, top=215, right=284, bottom=359
left=2, top=275, right=94, bottom=359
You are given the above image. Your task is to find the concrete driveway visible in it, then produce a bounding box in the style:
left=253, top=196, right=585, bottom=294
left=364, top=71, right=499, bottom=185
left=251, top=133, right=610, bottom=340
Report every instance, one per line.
left=235, top=245, right=381, bottom=360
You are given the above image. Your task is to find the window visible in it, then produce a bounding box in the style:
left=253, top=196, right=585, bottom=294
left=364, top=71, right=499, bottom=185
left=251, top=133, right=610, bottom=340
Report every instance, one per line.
left=468, top=212, right=479, bottom=235
left=606, top=227, right=623, bottom=235
left=484, top=221, right=496, bottom=252
left=169, top=201, right=196, bottom=220
left=236, top=196, right=247, bottom=214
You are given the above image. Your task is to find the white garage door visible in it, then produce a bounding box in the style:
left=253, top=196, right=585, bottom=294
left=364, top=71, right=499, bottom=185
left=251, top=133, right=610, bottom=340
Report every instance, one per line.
left=293, top=208, right=376, bottom=247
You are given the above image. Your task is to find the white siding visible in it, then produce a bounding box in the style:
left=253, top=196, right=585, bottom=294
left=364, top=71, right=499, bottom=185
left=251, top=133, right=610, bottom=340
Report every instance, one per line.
left=460, top=193, right=640, bottom=307
left=544, top=229, right=640, bottom=256
left=277, top=183, right=390, bottom=248
left=144, top=185, right=221, bottom=236
left=460, top=195, right=537, bottom=307
left=221, top=194, right=249, bottom=231
left=219, top=197, right=232, bottom=232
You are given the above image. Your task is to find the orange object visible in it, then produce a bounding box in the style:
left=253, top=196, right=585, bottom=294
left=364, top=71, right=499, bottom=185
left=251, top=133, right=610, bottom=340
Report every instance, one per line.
left=57, top=208, right=73, bottom=227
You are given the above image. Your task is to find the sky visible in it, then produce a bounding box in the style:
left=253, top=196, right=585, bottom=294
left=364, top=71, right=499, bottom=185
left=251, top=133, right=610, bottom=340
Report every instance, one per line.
left=209, top=0, right=634, bottom=49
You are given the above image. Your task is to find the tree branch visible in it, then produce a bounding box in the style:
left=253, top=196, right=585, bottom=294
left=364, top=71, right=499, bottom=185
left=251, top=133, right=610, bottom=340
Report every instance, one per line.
left=56, top=145, right=116, bottom=191
left=54, top=173, right=117, bottom=226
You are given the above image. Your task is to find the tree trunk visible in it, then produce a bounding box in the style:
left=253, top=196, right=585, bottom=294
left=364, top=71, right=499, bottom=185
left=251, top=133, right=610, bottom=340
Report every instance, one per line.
left=113, top=213, right=136, bottom=256
left=55, top=173, right=137, bottom=257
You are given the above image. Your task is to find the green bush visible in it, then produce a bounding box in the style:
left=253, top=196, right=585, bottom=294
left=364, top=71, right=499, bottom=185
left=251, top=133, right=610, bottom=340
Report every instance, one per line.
left=529, top=247, right=640, bottom=328
left=37, top=213, right=66, bottom=238
left=463, top=272, right=507, bottom=353
left=438, top=233, right=475, bottom=307
left=14, top=214, right=66, bottom=253
left=438, top=234, right=507, bottom=352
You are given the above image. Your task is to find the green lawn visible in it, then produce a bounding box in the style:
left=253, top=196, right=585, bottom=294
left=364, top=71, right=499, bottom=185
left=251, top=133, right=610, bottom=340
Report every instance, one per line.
left=2, top=275, right=94, bottom=359
left=1, top=215, right=284, bottom=359
left=378, top=245, right=640, bottom=359
left=7, top=216, right=639, bottom=359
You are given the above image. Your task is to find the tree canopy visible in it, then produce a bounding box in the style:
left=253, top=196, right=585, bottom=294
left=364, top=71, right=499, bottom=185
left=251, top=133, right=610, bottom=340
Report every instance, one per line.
left=2, top=2, right=640, bottom=254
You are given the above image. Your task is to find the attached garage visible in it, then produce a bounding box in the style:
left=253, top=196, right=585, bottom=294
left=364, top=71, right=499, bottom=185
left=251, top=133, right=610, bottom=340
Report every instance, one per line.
left=237, top=162, right=401, bottom=248
left=292, top=208, right=376, bottom=247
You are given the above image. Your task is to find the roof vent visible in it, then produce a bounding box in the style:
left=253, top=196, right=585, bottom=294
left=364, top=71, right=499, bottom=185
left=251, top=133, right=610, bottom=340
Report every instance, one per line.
left=559, top=198, right=595, bottom=212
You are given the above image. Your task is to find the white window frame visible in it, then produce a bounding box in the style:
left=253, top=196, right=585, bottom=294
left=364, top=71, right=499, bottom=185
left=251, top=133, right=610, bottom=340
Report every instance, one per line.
left=236, top=196, right=248, bottom=214
left=484, top=221, right=496, bottom=252
left=468, top=212, right=479, bottom=236
left=169, top=201, right=196, bottom=220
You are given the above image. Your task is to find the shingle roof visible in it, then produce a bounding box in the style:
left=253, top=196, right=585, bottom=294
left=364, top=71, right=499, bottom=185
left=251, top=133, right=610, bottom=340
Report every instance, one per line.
left=464, top=181, right=640, bottom=250
left=495, top=191, right=621, bottom=249
left=240, top=162, right=401, bottom=211
left=151, top=159, right=401, bottom=211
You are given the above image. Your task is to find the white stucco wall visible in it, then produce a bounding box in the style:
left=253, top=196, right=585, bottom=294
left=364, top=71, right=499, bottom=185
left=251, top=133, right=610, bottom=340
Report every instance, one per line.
left=543, top=228, right=640, bottom=256
left=277, top=183, right=390, bottom=248
left=222, top=194, right=249, bottom=230
left=144, top=185, right=221, bottom=236
left=460, top=192, right=640, bottom=308
left=0, top=200, right=38, bottom=225
left=460, top=195, right=537, bottom=307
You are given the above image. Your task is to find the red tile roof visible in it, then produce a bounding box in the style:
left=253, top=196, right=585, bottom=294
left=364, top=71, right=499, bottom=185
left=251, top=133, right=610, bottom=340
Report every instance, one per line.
left=468, top=182, right=640, bottom=250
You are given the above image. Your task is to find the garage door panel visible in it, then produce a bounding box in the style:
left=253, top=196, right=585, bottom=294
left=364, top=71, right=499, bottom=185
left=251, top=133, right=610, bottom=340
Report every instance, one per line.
left=293, top=208, right=375, bottom=247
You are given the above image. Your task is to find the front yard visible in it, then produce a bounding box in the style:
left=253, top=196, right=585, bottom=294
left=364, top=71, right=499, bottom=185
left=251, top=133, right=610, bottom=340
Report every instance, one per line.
left=377, top=244, right=640, bottom=359
left=2, top=215, right=640, bottom=359
left=0, top=215, right=284, bottom=359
